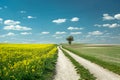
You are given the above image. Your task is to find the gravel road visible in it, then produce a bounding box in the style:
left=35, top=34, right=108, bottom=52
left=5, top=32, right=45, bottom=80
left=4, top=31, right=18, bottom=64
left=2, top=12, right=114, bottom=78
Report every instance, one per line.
left=54, top=47, right=80, bottom=80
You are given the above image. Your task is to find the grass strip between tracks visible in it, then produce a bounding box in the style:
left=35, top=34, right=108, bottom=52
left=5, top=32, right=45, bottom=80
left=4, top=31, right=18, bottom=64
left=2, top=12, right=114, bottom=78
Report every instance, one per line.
left=61, top=48, right=96, bottom=80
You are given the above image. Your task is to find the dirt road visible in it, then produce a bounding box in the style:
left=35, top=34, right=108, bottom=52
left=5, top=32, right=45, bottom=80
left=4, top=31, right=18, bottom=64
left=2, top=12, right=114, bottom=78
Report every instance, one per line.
left=54, top=47, right=79, bottom=80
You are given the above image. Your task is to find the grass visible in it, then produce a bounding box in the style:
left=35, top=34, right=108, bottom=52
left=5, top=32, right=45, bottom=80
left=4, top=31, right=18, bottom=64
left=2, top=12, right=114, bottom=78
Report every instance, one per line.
left=62, top=44, right=120, bottom=75
left=61, top=48, right=96, bottom=80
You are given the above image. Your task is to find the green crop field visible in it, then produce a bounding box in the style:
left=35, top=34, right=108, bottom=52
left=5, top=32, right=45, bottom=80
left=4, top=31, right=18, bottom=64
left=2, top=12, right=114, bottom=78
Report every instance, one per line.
left=0, top=44, right=58, bottom=80
left=62, top=44, right=120, bottom=75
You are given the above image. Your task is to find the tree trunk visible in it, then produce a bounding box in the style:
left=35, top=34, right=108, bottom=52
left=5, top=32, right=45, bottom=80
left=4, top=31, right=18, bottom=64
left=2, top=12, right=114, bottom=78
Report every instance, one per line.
left=69, top=41, right=71, bottom=45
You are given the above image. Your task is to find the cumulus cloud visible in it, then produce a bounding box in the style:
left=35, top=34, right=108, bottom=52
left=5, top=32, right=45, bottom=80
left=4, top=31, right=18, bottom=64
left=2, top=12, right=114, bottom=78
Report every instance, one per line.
left=0, top=32, right=16, bottom=37
left=20, top=32, right=32, bottom=35
left=71, top=17, right=79, bottom=22
left=4, top=25, right=32, bottom=31
left=3, top=19, right=32, bottom=31
left=4, top=20, right=20, bottom=25
left=55, top=36, right=63, bottom=39
left=52, top=34, right=64, bottom=39
left=27, top=16, right=36, bottom=19
left=94, top=23, right=120, bottom=28
left=95, top=13, right=120, bottom=29
left=0, top=18, right=3, bottom=23
left=94, top=24, right=102, bottom=27
left=55, top=31, right=66, bottom=34
left=70, top=32, right=82, bottom=35
left=67, top=26, right=83, bottom=30
left=41, top=32, right=50, bottom=34
left=103, top=14, right=114, bottom=20
left=88, top=31, right=103, bottom=36
left=102, top=13, right=120, bottom=20
left=103, top=23, right=120, bottom=28
left=7, top=32, right=15, bottom=36
left=114, top=14, right=120, bottom=20
left=52, top=19, right=66, bottom=24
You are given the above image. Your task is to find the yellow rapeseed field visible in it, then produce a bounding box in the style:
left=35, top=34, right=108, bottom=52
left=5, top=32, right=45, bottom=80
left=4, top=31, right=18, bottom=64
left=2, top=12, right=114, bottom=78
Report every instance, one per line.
left=0, top=44, right=58, bottom=80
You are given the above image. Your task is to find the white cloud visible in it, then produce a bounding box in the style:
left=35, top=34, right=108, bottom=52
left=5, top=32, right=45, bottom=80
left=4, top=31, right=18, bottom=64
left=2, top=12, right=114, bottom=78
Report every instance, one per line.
left=7, top=32, right=15, bottom=36
left=27, top=16, right=36, bottom=19
left=55, top=31, right=66, bottom=34
left=20, top=11, right=26, bottom=13
left=0, top=32, right=16, bottom=37
left=20, top=32, right=32, bottom=35
left=103, top=14, right=114, bottom=20
left=52, top=19, right=66, bottom=24
left=4, top=25, right=32, bottom=31
left=41, top=32, right=50, bottom=34
left=94, top=23, right=120, bottom=28
left=70, top=32, right=82, bottom=35
left=103, top=24, right=111, bottom=27
left=71, top=17, right=79, bottom=22
left=103, top=23, right=120, bottom=28
left=88, top=31, right=103, bottom=36
left=55, top=36, right=63, bottom=39
left=3, top=19, right=32, bottom=31
left=102, top=13, right=120, bottom=20
left=4, top=20, right=20, bottom=25
left=0, top=18, right=3, bottom=23
left=94, top=24, right=102, bottom=27
left=114, top=14, right=120, bottom=20
left=67, top=26, right=83, bottom=30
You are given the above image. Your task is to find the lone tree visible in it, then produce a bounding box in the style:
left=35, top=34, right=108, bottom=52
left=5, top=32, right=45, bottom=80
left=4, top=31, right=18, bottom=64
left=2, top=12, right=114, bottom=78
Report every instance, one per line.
left=66, top=36, right=74, bottom=45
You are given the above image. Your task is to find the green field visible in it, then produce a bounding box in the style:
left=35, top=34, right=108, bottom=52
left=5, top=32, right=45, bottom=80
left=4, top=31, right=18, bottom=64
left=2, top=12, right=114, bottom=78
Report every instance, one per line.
left=62, top=44, right=120, bottom=75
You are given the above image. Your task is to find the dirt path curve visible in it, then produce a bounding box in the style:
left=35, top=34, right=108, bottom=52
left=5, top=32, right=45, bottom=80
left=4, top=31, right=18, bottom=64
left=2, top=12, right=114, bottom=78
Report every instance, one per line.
left=54, top=47, right=79, bottom=80
left=62, top=47, right=120, bottom=80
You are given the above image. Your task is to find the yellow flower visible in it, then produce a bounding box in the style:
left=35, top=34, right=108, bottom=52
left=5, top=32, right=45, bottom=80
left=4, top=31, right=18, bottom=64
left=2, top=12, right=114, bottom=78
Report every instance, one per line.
left=32, top=69, right=35, bottom=72
left=10, top=66, right=13, bottom=69
left=3, top=67, right=6, bottom=70
left=0, top=44, right=57, bottom=79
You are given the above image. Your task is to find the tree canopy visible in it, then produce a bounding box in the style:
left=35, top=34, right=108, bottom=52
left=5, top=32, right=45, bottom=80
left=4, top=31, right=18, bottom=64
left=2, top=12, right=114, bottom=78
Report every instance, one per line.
left=66, top=36, right=74, bottom=45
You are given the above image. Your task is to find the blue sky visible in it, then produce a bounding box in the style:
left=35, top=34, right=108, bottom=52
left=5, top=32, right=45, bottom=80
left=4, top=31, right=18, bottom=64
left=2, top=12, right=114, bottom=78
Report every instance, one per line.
left=0, top=0, right=120, bottom=44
